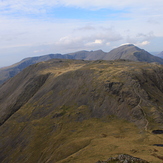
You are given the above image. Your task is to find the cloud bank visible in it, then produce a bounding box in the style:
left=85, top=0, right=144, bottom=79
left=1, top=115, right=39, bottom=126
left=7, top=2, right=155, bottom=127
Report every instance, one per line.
left=0, top=0, right=163, bottom=67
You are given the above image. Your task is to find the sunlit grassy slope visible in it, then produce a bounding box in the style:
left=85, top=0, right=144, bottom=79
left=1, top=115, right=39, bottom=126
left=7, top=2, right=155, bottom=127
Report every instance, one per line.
left=0, top=59, right=163, bottom=163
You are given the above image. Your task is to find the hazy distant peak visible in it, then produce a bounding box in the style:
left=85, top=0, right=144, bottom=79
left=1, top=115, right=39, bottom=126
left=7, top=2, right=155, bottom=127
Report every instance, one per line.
left=93, top=49, right=104, bottom=52
left=121, top=43, right=135, bottom=47
left=156, top=51, right=163, bottom=59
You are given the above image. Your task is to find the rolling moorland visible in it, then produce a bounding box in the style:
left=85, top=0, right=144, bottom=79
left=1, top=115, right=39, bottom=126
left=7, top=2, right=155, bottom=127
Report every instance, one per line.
left=0, top=58, right=163, bottom=162
left=1, top=44, right=163, bottom=85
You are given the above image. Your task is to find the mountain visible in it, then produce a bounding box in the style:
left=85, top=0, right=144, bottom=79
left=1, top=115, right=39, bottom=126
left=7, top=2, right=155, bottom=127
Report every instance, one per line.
left=156, top=51, right=163, bottom=59
left=0, top=53, right=71, bottom=85
left=68, top=49, right=106, bottom=60
left=103, top=44, right=163, bottom=63
left=1, top=44, right=163, bottom=85
left=67, top=44, right=163, bottom=63
left=0, top=59, right=163, bottom=163
left=0, top=50, right=102, bottom=85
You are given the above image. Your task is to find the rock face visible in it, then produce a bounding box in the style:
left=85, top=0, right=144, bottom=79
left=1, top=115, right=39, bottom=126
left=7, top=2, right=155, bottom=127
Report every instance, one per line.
left=96, top=154, right=149, bottom=163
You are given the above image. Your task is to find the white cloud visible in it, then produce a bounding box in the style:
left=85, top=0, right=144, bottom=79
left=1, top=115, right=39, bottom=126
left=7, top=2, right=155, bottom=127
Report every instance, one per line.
left=33, top=0, right=163, bottom=10
left=1, top=0, right=163, bottom=67
left=136, top=32, right=154, bottom=40
left=1, top=0, right=163, bottom=15
left=55, top=36, right=84, bottom=50
left=86, top=39, right=103, bottom=46
left=120, top=43, right=133, bottom=46
left=142, top=41, right=150, bottom=45
left=135, top=41, right=150, bottom=47
left=106, top=42, right=110, bottom=46
left=123, top=31, right=154, bottom=47
left=94, top=39, right=103, bottom=44
left=55, top=30, right=122, bottom=50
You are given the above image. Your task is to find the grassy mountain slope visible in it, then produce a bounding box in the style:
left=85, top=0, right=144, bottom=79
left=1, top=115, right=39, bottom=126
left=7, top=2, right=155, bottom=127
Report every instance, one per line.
left=0, top=59, right=163, bottom=162
left=1, top=45, right=163, bottom=86
left=0, top=53, right=67, bottom=85
left=0, top=50, right=104, bottom=85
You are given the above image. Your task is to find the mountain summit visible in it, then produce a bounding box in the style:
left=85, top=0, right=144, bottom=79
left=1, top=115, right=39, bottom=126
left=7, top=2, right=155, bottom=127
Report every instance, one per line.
left=104, top=44, right=163, bottom=63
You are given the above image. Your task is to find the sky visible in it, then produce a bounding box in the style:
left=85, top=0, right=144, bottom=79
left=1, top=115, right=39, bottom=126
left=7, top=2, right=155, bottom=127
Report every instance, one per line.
left=1, top=0, right=163, bottom=67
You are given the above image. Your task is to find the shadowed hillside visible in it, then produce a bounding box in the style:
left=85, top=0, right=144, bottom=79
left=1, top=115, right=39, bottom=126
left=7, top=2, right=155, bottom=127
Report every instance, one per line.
left=0, top=59, right=163, bottom=163
left=0, top=53, right=71, bottom=85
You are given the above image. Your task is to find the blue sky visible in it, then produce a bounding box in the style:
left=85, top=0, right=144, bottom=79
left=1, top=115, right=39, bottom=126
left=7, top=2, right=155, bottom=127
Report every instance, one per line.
left=0, top=0, right=163, bottom=67
left=47, top=7, right=129, bottom=20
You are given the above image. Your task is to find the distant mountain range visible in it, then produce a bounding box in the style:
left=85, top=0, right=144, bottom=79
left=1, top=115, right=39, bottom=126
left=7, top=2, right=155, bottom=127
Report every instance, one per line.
left=156, top=51, right=163, bottom=58
left=1, top=44, right=163, bottom=85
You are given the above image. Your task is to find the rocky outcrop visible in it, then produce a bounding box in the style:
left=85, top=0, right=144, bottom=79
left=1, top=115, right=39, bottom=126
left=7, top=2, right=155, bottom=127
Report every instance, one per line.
left=96, top=154, right=149, bottom=163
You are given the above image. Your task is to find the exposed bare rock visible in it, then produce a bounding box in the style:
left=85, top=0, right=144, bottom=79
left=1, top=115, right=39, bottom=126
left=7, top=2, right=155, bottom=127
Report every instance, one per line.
left=96, top=154, right=149, bottom=163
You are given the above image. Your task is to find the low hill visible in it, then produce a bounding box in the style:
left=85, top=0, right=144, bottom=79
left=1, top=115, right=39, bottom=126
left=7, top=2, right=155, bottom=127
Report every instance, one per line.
left=0, top=59, right=163, bottom=163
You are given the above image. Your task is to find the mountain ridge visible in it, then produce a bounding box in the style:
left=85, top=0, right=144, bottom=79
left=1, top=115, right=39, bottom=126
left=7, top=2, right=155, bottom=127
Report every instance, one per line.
left=0, top=59, right=163, bottom=162
left=1, top=44, right=163, bottom=85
